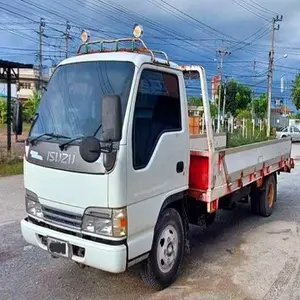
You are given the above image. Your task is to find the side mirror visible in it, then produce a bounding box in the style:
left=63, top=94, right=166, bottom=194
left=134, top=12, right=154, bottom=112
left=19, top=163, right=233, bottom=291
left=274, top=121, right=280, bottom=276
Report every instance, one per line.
left=79, top=136, right=101, bottom=163
left=102, top=95, right=122, bottom=143
left=12, top=101, right=23, bottom=135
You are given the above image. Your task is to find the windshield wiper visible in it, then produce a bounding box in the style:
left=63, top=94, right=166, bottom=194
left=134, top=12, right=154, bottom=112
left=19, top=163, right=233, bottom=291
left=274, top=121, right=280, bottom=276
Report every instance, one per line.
left=58, top=124, right=102, bottom=151
left=93, top=124, right=102, bottom=136
left=59, top=135, right=84, bottom=150
left=29, top=132, right=70, bottom=145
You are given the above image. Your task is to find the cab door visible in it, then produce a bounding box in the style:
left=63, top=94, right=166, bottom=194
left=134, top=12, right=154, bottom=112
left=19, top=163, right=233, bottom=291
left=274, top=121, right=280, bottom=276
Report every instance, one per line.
left=125, top=65, right=189, bottom=260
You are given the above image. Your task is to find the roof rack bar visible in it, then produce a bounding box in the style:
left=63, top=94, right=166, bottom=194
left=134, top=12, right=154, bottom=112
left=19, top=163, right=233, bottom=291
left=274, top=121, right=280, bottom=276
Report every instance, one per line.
left=152, top=50, right=169, bottom=65
left=76, top=37, right=169, bottom=65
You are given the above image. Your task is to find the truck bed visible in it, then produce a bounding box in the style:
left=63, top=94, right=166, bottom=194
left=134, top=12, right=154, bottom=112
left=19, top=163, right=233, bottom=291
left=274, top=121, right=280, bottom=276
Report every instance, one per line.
left=190, top=133, right=227, bottom=150
left=189, top=138, right=293, bottom=203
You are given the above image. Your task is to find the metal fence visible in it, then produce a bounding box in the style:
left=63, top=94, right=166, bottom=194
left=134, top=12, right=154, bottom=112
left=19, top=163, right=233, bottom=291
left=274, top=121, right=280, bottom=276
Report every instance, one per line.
left=188, top=108, right=269, bottom=139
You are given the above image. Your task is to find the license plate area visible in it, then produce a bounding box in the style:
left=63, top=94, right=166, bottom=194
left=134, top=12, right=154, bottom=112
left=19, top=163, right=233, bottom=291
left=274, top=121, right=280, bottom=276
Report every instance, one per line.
left=47, top=237, right=69, bottom=258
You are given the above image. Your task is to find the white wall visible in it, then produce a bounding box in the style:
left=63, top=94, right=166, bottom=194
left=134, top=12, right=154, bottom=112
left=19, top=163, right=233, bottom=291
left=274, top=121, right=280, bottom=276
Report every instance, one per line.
left=0, top=83, right=17, bottom=98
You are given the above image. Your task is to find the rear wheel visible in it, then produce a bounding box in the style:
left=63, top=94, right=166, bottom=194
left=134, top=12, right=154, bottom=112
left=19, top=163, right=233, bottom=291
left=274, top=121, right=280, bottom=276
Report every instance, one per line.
left=140, top=208, right=184, bottom=290
left=250, top=174, right=277, bottom=217
left=259, top=174, right=277, bottom=217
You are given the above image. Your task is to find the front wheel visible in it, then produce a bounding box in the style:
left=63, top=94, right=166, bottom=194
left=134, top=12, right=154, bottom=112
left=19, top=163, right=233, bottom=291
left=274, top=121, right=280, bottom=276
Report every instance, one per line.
left=140, top=208, right=184, bottom=290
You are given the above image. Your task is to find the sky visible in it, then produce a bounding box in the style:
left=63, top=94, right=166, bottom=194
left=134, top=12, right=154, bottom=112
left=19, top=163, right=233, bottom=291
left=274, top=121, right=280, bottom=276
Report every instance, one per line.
left=0, top=0, right=299, bottom=110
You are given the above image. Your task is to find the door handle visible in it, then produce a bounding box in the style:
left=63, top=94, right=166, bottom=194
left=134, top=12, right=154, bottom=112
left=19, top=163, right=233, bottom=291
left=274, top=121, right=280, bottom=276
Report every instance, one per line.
left=176, top=161, right=184, bottom=173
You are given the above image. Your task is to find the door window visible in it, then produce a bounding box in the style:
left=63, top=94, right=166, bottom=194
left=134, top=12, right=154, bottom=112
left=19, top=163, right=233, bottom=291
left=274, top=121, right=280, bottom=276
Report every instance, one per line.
left=132, top=69, right=181, bottom=170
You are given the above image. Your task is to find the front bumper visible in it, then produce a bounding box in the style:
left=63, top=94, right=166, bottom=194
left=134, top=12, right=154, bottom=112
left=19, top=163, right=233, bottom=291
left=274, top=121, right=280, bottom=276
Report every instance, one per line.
left=21, top=217, right=127, bottom=273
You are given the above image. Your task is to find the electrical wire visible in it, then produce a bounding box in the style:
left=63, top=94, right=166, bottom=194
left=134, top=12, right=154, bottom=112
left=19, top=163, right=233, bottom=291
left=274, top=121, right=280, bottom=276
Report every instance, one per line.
left=231, top=0, right=270, bottom=21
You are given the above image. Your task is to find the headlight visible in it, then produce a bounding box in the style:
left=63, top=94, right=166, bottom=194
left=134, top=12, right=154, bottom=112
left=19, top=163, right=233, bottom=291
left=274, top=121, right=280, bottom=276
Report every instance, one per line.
left=82, top=207, right=127, bottom=237
left=26, top=196, right=43, bottom=218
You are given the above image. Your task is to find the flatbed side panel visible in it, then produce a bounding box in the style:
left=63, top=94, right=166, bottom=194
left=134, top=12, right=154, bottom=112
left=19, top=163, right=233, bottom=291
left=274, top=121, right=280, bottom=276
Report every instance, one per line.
left=188, top=138, right=293, bottom=202
left=224, top=138, right=291, bottom=175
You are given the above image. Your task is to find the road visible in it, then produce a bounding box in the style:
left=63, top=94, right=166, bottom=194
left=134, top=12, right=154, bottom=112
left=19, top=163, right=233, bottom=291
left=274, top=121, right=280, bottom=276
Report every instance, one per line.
left=1, top=145, right=300, bottom=300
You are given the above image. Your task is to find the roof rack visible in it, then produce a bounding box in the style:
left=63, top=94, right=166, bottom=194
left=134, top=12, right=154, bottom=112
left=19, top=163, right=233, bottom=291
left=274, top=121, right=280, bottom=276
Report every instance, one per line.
left=76, top=37, right=170, bottom=65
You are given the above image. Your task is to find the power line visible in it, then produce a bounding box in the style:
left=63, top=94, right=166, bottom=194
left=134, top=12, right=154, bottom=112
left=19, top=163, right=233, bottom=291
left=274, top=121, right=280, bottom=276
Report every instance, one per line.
left=231, top=24, right=271, bottom=52
left=246, top=0, right=280, bottom=16
left=231, top=0, right=270, bottom=21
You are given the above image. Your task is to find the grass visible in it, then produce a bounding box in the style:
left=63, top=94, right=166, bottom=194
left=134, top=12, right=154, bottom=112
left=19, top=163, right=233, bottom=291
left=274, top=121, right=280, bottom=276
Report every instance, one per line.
left=0, top=156, right=23, bottom=177
left=228, top=129, right=276, bottom=148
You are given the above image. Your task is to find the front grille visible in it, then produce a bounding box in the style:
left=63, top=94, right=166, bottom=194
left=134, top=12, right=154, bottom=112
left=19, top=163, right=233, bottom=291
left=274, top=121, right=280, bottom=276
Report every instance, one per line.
left=42, top=205, right=82, bottom=229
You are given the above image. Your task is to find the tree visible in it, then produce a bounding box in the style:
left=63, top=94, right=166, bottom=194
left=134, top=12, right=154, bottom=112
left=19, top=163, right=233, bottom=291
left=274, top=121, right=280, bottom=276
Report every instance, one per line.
left=23, top=90, right=41, bottom=121
left=253, top=93, right=267, bottom=120
left=236, top=108, right=251, bottom=121
left=290, top=112, right=300, bottom=119
left=188, top=96, right=203, bottom=107
left=0, top=98, right=7, bottom=125
left=291, top=74, right=300, bottom=110
left=220, top=79, right=252, bottom=116
left=210, top=103, right=217, bottom=118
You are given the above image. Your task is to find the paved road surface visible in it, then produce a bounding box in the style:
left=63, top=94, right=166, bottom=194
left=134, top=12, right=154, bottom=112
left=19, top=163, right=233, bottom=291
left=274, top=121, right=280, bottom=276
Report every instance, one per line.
left=1, top=144, right=300, bottom=300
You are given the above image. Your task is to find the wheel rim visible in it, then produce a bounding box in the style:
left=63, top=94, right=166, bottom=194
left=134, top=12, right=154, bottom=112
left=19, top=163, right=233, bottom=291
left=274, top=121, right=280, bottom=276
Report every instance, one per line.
left=157, top=224, right=178, bottom=273
left=267, top=182, right=275, bottom=208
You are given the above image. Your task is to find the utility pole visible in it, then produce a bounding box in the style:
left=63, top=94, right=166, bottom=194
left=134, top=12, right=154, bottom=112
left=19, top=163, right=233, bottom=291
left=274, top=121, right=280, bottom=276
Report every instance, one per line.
left=38, top=18, right=45, bottom=91
left=222, top=77, right=227, bottom=129
left=216, top=49, right=231, bottom=133
left=65, top=21, right=71, bottom=58
left=267, top=15, right=283, bottom=136
left=252, top=59, right=256, bottom=120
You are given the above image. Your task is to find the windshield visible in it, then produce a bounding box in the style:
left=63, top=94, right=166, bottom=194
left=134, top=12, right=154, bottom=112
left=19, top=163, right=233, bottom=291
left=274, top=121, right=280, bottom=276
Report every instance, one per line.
left=29, top=61, right=135, bottom=140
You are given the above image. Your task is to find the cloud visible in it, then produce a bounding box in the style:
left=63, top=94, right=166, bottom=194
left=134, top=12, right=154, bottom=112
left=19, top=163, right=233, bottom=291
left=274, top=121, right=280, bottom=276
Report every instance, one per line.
left=0, top=0, right=299, bottom=106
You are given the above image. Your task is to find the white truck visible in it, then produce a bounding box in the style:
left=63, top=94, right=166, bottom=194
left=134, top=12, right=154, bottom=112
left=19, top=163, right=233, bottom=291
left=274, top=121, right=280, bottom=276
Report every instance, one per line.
left=18, top=29, right=294, bottom=290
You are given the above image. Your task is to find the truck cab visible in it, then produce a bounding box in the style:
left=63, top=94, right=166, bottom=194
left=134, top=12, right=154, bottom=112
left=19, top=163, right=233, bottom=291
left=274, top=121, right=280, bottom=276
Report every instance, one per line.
left=21, top=33, right=191, bottom=289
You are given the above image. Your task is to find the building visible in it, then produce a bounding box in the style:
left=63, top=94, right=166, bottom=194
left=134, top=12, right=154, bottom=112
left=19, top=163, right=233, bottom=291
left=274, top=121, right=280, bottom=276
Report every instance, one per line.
left=270, top=105, right=291, bottom=128
left=211, top=75, right=221, bottom=103
left=188, top=105, right=204, bottom=116
left=16, top=68, right=49, bottom=101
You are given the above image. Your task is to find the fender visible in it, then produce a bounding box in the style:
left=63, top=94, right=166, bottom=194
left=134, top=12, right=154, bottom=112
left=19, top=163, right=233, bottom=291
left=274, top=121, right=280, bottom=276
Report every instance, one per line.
left=159, top=190, right=188, bottom=215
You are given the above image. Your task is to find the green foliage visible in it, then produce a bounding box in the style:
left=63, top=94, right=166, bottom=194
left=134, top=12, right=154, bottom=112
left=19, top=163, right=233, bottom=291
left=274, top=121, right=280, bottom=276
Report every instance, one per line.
left=290, top=112, right=300, bottom=119
left=210, top=103, right=217, bottom=118
left=188, top=96, right=203, bottom=107
left=221, top=79, right=252, bottom=116
left=0, top=156, right=23, bottom=177
left=23, top=90, right=41, bottom=121
left=0, top=98, right=7, bottom=125
left=292, top=74, right=300, bottom=110
left=228, top=125, right=273, bottom=148
left=253, top=93, right=267, bottom=120
left=236, top=108, right=251, bottom=120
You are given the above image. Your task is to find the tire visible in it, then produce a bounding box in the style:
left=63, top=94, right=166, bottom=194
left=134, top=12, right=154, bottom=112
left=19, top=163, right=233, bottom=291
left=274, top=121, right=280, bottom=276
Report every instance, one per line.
left=259, top=174, right=277, bottom=217
left=140, top=208, right=184, bottom=290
